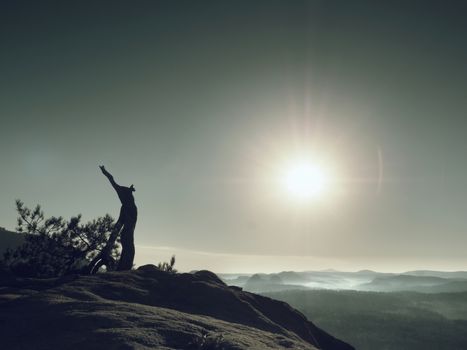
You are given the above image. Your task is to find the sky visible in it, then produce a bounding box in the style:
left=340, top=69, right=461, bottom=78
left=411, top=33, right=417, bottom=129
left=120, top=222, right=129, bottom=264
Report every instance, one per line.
left=1, top=0, right=467, bottom=273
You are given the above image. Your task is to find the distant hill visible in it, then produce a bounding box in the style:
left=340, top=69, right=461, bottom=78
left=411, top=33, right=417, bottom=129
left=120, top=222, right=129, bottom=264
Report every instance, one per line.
left=219, top=274, right=251, bottom=288
left=277, top=271, right=312, bottom=284
left=243, top=273, right=310, bottom=293
left=0, top=266, right=354, bottom=350
left=221, top=270, right=467, bottom=293
left=0, top=227, right=24, bottom=256
left=403, top=270, right=467, bottom=279
left=222, top=270, right=394, bottom=292
left=358, top=274, right=467, bottom=293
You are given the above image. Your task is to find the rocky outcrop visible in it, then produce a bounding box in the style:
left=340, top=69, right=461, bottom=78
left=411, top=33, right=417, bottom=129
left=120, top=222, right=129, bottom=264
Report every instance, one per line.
left=0, top=265, right=354, bottom=349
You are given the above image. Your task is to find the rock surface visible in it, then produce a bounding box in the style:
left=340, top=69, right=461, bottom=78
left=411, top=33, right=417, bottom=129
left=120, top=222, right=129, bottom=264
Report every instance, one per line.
left=0, top=265, right=354, bottom=349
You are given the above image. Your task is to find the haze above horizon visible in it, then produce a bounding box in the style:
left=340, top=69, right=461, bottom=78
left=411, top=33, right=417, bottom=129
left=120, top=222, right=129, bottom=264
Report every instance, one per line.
left=2, top=0, right=467, bottom=272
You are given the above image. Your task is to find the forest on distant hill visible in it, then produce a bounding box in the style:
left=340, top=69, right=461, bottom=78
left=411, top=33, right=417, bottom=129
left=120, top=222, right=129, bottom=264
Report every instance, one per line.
left=264, top=289, right=467, bottom=350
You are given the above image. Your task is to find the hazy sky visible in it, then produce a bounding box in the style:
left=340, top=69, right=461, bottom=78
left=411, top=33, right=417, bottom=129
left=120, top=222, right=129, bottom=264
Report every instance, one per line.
left=2, top=0, right=467, bottom=272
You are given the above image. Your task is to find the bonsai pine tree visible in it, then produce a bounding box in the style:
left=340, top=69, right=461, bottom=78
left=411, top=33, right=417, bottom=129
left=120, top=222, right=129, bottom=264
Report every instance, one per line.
left=1, top=200, right=120, bottom=278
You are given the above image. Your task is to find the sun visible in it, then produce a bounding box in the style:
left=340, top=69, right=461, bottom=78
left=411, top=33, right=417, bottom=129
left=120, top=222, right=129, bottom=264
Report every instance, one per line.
left=282, top=160, right=331, bottom=200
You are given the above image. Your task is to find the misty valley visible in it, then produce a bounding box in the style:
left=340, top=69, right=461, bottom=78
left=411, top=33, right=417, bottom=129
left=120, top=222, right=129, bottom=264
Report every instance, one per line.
left=220, top=270, right=467, bottom=350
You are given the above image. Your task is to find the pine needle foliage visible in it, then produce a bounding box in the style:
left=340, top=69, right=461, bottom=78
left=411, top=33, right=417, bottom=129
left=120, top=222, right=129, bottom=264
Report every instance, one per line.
left=1, top=200, right=121, bottom=278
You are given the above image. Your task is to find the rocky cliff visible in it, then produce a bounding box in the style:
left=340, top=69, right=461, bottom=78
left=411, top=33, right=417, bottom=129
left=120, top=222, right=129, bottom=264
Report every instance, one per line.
left=0, top=265, right=354, bottom=349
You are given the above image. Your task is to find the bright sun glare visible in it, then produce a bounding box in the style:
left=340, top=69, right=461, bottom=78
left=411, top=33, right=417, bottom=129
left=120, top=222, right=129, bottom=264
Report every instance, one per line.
left=282, top=160, right=331, bottom=200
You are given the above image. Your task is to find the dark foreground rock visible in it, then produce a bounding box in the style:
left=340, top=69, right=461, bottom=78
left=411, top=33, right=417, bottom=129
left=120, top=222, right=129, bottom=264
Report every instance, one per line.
left=0, top=265, right=354, bottom=350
